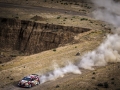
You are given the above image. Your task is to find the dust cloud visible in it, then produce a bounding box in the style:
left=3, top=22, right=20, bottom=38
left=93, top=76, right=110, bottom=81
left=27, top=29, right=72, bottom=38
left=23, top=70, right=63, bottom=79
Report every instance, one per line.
left=40, top=0, right=120, bottom=83
left=79, top=0, right=120, bottom=70
left=40, top=62, right=81, bottom=84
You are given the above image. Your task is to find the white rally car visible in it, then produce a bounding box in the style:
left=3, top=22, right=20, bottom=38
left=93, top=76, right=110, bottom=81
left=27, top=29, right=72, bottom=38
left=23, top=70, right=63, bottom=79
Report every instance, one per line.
left=18, top=74, right=40, bottom=88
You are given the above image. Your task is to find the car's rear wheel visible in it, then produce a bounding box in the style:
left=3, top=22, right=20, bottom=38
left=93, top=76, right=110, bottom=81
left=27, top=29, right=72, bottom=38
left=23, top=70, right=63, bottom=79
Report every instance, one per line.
left=37, top=81, right=40, bottom=85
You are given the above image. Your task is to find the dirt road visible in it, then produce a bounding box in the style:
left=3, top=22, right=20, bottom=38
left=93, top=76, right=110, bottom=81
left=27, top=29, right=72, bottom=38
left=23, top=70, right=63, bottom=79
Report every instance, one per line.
left=0, top=2, right=86, bottom=16
left=1, top=73, right=81, bottom=90
left=2, top=63, right=120, bottom=90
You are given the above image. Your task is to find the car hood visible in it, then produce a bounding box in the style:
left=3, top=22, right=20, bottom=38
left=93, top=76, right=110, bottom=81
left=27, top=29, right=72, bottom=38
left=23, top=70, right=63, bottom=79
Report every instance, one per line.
left=20, top=80, right=28, bottom=84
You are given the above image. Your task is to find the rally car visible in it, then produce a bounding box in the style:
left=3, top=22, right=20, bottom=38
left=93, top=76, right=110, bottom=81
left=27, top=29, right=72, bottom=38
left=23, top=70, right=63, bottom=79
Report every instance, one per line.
left=18, top=74, right=40, bottom=88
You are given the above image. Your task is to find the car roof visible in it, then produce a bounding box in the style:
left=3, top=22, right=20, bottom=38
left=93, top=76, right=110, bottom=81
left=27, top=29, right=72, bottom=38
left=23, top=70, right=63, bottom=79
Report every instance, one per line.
left=26, top=74, right=38, bottom=78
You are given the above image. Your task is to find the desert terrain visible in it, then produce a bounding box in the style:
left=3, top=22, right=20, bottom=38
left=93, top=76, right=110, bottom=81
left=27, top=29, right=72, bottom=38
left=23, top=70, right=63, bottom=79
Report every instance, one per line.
left=0, top=0, right=120, bottom=90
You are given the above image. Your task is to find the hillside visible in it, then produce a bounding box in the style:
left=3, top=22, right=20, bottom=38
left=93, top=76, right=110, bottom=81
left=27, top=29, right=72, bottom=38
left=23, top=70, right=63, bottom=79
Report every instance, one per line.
left=0, top=0, right=120, bottom=90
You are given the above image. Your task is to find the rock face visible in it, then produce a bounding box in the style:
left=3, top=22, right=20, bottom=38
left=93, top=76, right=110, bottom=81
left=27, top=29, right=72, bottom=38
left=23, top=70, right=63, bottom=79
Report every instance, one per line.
left=0, top=17, right=90, bottom=55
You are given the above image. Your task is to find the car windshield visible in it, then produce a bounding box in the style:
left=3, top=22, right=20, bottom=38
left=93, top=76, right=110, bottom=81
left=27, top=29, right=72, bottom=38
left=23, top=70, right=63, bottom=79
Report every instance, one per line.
left=22, top=77, right=31, bottom=81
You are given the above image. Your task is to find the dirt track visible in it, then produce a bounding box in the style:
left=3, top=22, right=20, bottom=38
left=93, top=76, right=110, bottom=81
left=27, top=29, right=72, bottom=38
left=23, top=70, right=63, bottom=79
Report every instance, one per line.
left=0, top=2, right=86, bottom=16
left=2, top=63, right=120, bottom=90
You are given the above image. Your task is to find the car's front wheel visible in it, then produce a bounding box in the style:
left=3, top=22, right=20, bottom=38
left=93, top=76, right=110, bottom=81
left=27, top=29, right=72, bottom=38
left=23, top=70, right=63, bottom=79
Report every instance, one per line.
left=28, top=84, right=32, bottom=88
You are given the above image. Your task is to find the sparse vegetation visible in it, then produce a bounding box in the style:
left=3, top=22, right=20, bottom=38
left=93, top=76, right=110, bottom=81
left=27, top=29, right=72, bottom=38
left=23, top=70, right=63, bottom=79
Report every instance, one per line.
left=10, top=78, right=14, bottom=80
left=90, top=21, right=93, bottom=23
left=81, top=9, right=86, bottom=12
left=80, top=18, right=88, bottom=21
left=7, top=77, right=9, bottom=78
left=56, top=85, right=60, bottom=88
left=75, top=46, right=77, bottom=48
left=63, top=19, right=66, bottom=21
left=64, top=17, right=67, bottom=19
left=57, top=16, right=61, bottom=19
left=92, top=72, right=95, bottom=74
left=53, top=49, right=56, bottom=52
left=92, top=77, right=95, bottom=79
left=1, top=65, right=4, bottom=67
left=72, top=16, right=75, bottom=18
left=97, top=82, right=109, bottom=88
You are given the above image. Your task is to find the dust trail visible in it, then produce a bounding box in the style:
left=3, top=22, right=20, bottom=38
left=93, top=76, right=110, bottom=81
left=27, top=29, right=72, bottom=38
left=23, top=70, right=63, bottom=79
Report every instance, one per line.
left=40, top=62, right=81, bottom=84
left=40, top=0, right=120, bottom=84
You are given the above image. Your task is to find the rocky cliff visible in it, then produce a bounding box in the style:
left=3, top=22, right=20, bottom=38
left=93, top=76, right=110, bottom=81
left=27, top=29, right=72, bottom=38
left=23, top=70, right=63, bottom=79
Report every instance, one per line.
left=0, top=17, right=90, bottom=55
